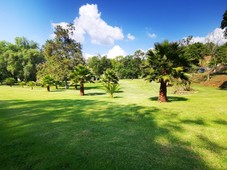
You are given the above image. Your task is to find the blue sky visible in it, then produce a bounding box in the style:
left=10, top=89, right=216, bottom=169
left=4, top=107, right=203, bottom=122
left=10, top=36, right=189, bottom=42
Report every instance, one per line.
left=0, top=0, right=226, bottom=58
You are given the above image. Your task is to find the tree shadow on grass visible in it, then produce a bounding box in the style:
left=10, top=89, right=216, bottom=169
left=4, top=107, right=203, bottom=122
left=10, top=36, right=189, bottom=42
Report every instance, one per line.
left=181, top=119, right=207, bottom=125
left=213, top=119, right=227, bottom=125
left=149, top=96, right=188, bottom=102
left=84, top=92, right=106, bottom=96
left=84, top=84, right=102, bottom=90
left=0, top=99, right=211, bottom=170
left=197, top=135, right=227, bottom=154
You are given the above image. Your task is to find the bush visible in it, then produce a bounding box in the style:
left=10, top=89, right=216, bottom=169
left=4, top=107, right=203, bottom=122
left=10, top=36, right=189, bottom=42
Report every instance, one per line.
left=28, top=81, right=36, bottom=90
left=19, top=81, right=26, bottom=87
left=3, top=78, right=15, bottom=87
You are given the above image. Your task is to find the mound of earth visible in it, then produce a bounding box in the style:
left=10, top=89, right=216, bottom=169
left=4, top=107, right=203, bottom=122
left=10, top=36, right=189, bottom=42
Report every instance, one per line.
left=201, top=75, right=227, bottom=89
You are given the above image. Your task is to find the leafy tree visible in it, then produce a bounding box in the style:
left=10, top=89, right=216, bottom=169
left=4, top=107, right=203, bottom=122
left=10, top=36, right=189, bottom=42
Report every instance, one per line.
left=87, top=55, right=113, bottom=79
left=0, top=38, right=43, bottom=82
left=183, top=42, right=206, bottom=66
left=110, top=54, right=142, bottom=79
left=28, top=81, right=36, bottom=90
left=143, top=41, right=190, bottom=102
left=3, top=77, right=15, bottom=87
left=42, top=75, right=54, bottom=92
left=101, top=69, right=120, bottom=98
left=70, top=64, right=94, bottom=96
left=19, top=81, right=26, bottom=88
left=221, top=10, right=227, bottom=37
left=0, top=41, right=11, bottom=82
left=215, top=43, right=227, bottom=64
left=39, top=24, right=84, bottom=88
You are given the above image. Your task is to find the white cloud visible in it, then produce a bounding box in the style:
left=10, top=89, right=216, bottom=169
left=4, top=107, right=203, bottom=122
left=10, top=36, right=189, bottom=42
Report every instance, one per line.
left=53, top=4, right=124, bottom=45
left=127, top=33, right=135, bottom=40
left=107, top=45, right=126, bottom=58
left=190, top=28, right=227, bottom=45
left=148, top=33, right=157, bottom=38
left=83, top=53, right=94, bottom=59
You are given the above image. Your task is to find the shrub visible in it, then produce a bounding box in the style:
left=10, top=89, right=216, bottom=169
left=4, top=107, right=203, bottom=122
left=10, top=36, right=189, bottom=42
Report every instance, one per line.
left=3, top=78, right=15, bottom=87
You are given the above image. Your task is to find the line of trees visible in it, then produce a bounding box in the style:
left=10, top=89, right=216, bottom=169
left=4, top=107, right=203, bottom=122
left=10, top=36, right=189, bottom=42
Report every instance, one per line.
left=0, top=10, right=227, bottom=102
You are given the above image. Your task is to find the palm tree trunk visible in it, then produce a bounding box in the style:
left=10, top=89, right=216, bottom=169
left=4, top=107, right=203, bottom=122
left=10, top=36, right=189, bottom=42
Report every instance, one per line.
left=47, top=85, right=50, bottom=92
left=80, top=83, right=84, bottom=96
left=159, top=79, right=167, bottom=102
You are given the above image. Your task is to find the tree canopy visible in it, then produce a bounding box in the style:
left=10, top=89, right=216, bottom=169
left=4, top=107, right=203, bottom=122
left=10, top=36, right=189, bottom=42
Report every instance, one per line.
left=37, top=24, right=84, bottom=87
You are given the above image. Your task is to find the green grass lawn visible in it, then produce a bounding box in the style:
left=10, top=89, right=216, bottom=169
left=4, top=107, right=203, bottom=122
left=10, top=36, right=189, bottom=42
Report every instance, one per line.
left=0, top=79, right=226, bottom=170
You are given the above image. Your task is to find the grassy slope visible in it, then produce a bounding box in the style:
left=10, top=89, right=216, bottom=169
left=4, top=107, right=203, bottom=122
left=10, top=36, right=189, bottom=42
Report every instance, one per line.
left=0, top=80, right=226, bottom=170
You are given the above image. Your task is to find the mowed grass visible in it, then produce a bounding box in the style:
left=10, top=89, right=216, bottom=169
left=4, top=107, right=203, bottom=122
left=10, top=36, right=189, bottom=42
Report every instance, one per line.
left=0, top=79, right=226, bottom=170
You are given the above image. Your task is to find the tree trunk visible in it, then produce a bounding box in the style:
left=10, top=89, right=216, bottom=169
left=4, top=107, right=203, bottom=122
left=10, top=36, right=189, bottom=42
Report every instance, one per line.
left=65, top=80, right=69, bottom=89
left=80, top=83, right=84, bottom=96
left=159, top=79, right=167, bottom=102
left=47, top=85, right=50, bottom=92
left=55, top=85, right=58, bottom=89
left=75, top=85, right=78, bottom=90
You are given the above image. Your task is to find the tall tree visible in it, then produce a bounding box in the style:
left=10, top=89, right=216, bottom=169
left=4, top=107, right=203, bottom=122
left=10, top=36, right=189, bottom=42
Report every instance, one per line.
left=143, top=41, right=190, bottom=102
left=39, top=24, right=84, bottom=87
left=221, top=10, right=227, bottom=38
left=0, top=38, right=43, bottom=82
left=183, top=42, right=206, bottom=66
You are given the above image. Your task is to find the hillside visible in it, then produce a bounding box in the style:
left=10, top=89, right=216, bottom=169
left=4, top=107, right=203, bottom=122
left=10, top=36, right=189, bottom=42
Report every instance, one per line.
left=201, top=74, right=227, bottom=89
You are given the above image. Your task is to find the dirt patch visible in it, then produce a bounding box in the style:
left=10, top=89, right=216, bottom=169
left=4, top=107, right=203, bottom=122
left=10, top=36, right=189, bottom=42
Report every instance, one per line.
left=201, top=75, right=227, bottom=89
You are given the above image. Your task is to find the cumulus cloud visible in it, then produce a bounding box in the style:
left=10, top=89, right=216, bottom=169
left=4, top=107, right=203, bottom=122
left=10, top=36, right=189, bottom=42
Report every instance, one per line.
left=52, top=4, right=124, bottom=45
left=148, top=33, right=157, bottom=38
left=190, top=28, right=227, bottom=45
left=127, top=33, right=135, bottom=41
left=107, top=45, right=126, bottom=58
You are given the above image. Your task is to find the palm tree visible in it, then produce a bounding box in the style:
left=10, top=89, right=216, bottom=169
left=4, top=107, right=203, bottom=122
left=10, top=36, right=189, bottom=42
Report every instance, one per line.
left=42, top=75, right=54, bottom=92
left=221, top=10, right=227, bottom=37
left=143, top=41, right=190, bottom=102
left=101, top=69, right=120, bottom=98
left=70, top=64, right=94, bottom=96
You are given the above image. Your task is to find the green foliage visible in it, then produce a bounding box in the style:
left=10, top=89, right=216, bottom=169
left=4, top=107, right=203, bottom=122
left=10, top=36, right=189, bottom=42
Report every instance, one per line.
left=101, top=69, right=120, bottom=98
left=41, top=75, right=54, bottom=92
left=27, top=81, right=36, bottom=90
left=102, top=83, right=120, bottom=98
left=42, top=75, right=54, bottom=86
left=38, top=24, right=84, bottom=86
left=183, top=42, right=206, bottom=65
left=70, top=64, right=94, bottom=84
left=3, top=77, right=15, bottom=86
left=87, top=55, right=112, bottom=78
left=70, top=64, right=94, bottom=95
left=0, top=38, right=43, bottom=82
left=215, top=43, right=227, bottom=64
left=143, top=41, right=190, bottom=83
left=221, top=10, right=227, bottom=37
left=19, top=81, right=26, bottom=87
left=143, top=41, right=191, bottom=102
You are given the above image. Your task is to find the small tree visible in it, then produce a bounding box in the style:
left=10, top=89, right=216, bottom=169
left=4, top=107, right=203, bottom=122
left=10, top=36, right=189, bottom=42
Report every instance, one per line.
left=3, top=77, right=15, bottom=87
left=28, top=81, right=36, bottom=90
left=101, top=69, right=120, bottom=98
left=42, top=75, right=54, bottom=92
left=70, top=64, right=94, bottom=96
left=19, top=81, right=26, bottom=88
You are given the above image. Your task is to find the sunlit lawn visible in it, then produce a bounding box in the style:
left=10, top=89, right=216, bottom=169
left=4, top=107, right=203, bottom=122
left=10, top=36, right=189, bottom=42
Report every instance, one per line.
left=0, top=79, right=226, bottom=169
